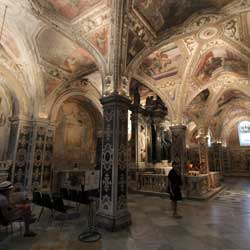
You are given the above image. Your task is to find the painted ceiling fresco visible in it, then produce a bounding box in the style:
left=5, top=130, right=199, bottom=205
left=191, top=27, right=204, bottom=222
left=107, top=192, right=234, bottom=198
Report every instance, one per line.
left=133, top=0, right=233, bottom=33
left=37, top=0, right=103, bottom=20
left=37, top=29, right=96, bottom=74
left=187, top=89, right=210, bottom=120
left=2, top=32, right=20, bottom=59
left=44, top=74, right=64, bottom=96
left=217, top=90, right=248, bottom=109
left=195, top=48, right=249, bottom=84
left=87, top=26, right=109, bottom=58
left=127, top=29, right=145, bottom=65
left=140, top=43, right=182, bottom=81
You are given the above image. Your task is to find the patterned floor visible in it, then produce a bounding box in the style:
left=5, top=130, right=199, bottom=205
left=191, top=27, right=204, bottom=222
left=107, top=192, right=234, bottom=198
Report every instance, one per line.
left=1, top=177, right=250, bottom=250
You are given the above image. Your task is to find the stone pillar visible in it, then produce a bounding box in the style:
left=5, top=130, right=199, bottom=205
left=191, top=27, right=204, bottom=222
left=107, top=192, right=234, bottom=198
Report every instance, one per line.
left=197, top=132, right=209, bottom=174
left=27, top=120, right=55, bottom=191
left=211, top=142, right=223, bottom=173
left=95, top=130, right=103, bottom=171
left=97, top=95, right=131, bottom=231
left=155, top=123, right=162, bottom=163
left=146, top=116, right=153, bottom=165
left=131, top=108, right=147, bottom=169
left=42, top=125, right=54, bottom=190
left=130, top=110, right=139, bottom=168
left=170, top=125, right=187, bottom=177
left=7, top=117, right=33, bottom=188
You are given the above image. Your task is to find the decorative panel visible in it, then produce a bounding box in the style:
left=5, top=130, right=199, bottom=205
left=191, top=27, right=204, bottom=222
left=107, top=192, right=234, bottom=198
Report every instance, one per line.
left=42, top=128, right=54, bottom=189
left=14, top=124, right=32, bottom=186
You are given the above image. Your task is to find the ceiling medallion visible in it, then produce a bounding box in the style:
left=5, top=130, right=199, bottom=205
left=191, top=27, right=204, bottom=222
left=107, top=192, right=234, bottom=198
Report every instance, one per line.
left=198, top=27, right=218, bottom=40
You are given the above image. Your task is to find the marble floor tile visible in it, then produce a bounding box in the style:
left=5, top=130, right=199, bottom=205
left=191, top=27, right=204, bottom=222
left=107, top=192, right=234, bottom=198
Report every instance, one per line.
left=1, top=177, right=250, bottom=250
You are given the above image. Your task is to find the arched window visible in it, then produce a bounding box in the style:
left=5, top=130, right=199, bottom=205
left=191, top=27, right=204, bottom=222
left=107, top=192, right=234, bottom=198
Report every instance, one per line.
left=238, top=121, right=250, bottom=146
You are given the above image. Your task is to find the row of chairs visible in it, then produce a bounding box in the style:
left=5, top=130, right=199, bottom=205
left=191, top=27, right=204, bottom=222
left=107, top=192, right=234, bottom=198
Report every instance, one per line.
left=32, top=192, right=74, bottom=220
left=60, top=188, right=93, bottom=205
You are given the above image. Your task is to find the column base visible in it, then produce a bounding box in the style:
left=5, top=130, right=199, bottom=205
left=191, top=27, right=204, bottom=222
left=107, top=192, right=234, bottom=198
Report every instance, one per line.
left=96, top=211, right=131, bottom=232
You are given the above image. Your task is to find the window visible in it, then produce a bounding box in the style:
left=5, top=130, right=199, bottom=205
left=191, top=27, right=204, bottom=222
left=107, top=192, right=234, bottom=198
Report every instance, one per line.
left=207, top=131, right=211, bottom=147
left=238, top=121, right=250, bottom=146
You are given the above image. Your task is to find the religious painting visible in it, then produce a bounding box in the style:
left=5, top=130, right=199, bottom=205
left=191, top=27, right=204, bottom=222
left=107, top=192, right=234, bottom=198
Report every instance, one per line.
left=133, top=0, right=233, bottom=33
left=186, top=89, right=210, bottom=121
left=217, top=90, right=247, bottom=109
left=140, top=43, right=182, bottom=80
left=0, top=90, right=11, bottom=160
left=37, top=29, right=96, bottom=74
left=88, top=26, right=109, bottom=58
left=54, top=101, right=96, bottom=169
left=39, top=0, right=103, bottom=20
left=195, top=48, right=248, bottom=83
left=45, top=77, right=62, bottom=96
left=127, top=29, right=145, bottom=65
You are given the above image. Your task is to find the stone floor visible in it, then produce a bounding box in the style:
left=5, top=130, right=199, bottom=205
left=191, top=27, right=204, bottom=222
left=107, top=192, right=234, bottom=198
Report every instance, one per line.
left=1, top=177, right=250, bottom=250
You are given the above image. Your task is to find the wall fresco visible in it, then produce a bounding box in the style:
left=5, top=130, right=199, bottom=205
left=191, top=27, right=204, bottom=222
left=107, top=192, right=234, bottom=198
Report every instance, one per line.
left=141, top=43, right=182, bottom=80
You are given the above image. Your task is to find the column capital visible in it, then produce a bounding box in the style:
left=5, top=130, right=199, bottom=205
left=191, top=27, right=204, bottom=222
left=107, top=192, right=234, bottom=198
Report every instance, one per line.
left=170, top=124, right=187, bottom=131
left=100, top=94, right=131, bottom=106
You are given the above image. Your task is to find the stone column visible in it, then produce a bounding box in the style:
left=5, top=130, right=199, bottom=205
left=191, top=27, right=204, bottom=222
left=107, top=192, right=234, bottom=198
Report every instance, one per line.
left=41, top=125, right=55, bottom=190
left=155, top=122, right=162, bottom=163
left=28, top=120, right=48, bottom=190
left=211, top=142, right=223, bottom=173
left=170, top=125, right=187, bottom=177
left=26, top=120, right=55, bottom=191
left=130, top=110, right=139, bottom=168
left=146, top=115, right=153, bottom=165
left=197, top=132, right=209, bottom=174
left=95, top=130, right=103, bottom=171
left=7, top=117, right=33, bottom=188
left=97, top=95, right=131, bottom=231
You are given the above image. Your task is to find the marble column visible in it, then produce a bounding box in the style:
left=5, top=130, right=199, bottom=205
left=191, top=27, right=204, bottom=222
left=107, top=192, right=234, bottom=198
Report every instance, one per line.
left=27, top=120, right=55, bottom=191
left=170, top=125, right=187, bottom=177
left=211, top=142, right=223, bottom=173
left=130, top=110, right=139, bottom=168
left=146, top=115, right=153, bottom=165
left=197, top=133, right=209, bottom=174
left=155, top=122, right=162, bottom=163
left=97, top=95, right=131, bottom=231
left=7, top=117, right=33, bottom=188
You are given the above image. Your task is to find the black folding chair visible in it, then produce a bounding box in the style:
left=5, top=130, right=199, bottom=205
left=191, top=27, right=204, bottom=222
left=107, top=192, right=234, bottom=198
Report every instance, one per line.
left=52, top=196, right=74, bottom=214
left=69, top=189, right=78, bottom=202
left=39, top=193, right=54, bottom=219
left=32, top=191, right=43, bottom=206
left=60, top=188, right=70, bottom=201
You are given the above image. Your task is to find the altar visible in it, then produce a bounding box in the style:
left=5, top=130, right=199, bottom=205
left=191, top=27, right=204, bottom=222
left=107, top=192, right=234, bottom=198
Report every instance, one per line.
left=53, top=169, right=100, bottom=192
left=185, top=171, right=221, bottom=199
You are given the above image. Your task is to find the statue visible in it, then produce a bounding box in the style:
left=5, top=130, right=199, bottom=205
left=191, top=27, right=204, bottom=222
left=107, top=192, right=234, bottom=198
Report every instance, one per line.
left=133, top=85, right=140, bottom=106
left=161, top=129, right=172, bottom=162
left=145, top=96, right=154, bottom=110
left=139, top=125, right=146, bottom=162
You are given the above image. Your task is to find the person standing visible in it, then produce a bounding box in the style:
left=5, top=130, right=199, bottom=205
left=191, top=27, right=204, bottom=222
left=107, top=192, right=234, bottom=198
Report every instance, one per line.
left=168, top=162, right=182, bottom=218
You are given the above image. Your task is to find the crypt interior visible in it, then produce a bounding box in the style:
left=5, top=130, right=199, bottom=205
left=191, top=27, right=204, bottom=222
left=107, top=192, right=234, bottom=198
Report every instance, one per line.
left=1, top=0, right=250, bottom=249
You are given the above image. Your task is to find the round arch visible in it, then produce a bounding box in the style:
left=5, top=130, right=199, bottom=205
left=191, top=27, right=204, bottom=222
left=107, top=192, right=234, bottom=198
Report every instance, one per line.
left=133, top=74, right=176, bottom=122
left=221, top=114, right=250, bottom=146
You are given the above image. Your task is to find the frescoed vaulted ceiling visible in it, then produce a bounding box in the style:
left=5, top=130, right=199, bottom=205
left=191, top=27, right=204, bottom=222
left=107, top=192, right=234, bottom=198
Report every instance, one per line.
left=133, top=0, right=234, bottom=33
left=37, top=29, right=96, bottom=74
left=1, top=0, right=250, bottom=142
left=35, top=0, right=106, bottom=20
